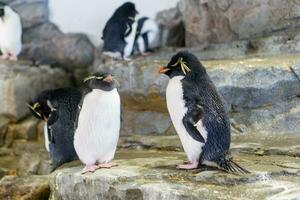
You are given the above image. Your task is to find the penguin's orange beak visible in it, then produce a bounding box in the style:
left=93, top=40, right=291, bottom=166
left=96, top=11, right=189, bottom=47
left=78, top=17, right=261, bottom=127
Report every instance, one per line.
left=103, top=75, right=113, bottom=82
left=158, top=66, right=170, bottom=74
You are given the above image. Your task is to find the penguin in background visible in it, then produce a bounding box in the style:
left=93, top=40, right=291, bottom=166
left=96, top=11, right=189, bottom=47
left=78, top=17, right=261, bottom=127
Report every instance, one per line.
left=132, top=17, right=159, bottom=56
left=102, top=2, right=138, bottom=60
left=74, top=72, right=120, bottom=173
left=158, top=51, right=249, bottom=174
left=28, top=88, right=82, bottom=170
left=0, top=1, right=22, bottom=61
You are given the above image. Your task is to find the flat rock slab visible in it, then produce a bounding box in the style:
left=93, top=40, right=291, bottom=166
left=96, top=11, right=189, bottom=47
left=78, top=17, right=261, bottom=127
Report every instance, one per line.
left=51, top=135, right=300, bottom=200
left=0, top=61, right=70, bottom=120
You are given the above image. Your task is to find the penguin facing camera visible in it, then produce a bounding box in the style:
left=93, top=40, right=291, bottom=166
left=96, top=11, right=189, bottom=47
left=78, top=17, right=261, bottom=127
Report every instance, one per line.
left=0, top=1, right=22, bottom=61
left=102, top=2, right=138, bottom=60
left=74, top=72, right=121, bottom=174
left=28, top=88, right=82, bottom=170
left=132, top=17, right=159, bottom=56
left=158, top=51, right=249, bottom=174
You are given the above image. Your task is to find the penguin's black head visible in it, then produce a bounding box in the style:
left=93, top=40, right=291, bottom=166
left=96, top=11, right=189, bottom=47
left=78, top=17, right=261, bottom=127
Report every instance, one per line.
left=83, top=72, right=118, bottom=91
left=158, top=51, right=207, bottom=78
left=113, top=2, right=138, bottom=20
left=0, top=2, right=7, bottom=17
left=27, top=91, right=55, bottom=121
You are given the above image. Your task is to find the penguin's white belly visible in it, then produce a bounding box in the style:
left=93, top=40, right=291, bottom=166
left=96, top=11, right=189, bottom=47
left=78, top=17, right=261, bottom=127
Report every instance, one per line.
left=123, top=22, right=137, bottom=58
left=43, top=123, right=50, bottom=152
left=74, top=89, right=120, bottom=165
left=166, top=76, right=205, bottom=162
left=0, top=14, right=22, bottom=55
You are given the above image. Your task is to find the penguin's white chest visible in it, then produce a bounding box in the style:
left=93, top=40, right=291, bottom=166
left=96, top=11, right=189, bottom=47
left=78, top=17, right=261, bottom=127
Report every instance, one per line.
left=74, top=89, right=120, bottom=165
left=0, top=10, right=22, bottom=55
left=166, top=76, right=205, bottom=162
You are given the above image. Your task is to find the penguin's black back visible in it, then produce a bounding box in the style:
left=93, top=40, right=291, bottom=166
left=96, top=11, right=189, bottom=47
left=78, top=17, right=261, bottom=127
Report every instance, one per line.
left=182, top=65, right=231, bottom=164
left=34, top=88, right=82, bottom=169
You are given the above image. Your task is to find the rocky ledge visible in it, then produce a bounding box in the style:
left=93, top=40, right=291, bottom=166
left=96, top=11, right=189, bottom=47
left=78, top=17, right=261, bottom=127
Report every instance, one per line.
left=46, top=134, right=300, bottom=200
left=93, top=52, right=300, bottom=135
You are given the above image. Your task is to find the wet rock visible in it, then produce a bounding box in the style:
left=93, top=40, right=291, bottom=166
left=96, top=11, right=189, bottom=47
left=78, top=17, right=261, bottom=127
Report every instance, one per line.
left=22, top=34, right=95, bottom=70
left=155, top=7, right=185, bottom=47
left=0, top=62, right=70, bottom=120
left=0, top=175, right=50, bottom=200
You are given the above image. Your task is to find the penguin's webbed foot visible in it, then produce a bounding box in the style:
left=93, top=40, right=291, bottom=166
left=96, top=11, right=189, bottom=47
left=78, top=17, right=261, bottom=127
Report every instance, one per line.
left=176, top=161, right=198, bottom=170
left=97, top=162, right=118, bottom=169
left=9, top=54, right=18, bottom=61
left=141, top=51, right=151, bottom=56
left=81, top=164, right=99, bottom=174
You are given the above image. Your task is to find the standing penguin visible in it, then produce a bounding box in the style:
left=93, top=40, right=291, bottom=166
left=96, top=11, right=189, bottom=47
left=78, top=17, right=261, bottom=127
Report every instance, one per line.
left=158, top=51, right=248, bottom=173
left=74, top=72, right=120, bottom=173
left=28, top=88, right=82, bottom=170
left=132, top=17, right=159, bottom=56
left=0, top=2, right=22, bottom=61
left=102, top=2, right=138, bottom=60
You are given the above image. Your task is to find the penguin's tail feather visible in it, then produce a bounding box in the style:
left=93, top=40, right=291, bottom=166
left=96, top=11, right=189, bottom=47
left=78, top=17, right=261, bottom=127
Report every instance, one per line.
left=217, top=156, right=250, bottom=174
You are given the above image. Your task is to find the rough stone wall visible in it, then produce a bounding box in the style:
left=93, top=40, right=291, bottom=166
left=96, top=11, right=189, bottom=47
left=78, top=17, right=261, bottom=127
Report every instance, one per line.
left=158, top=0, right=300, bottom=47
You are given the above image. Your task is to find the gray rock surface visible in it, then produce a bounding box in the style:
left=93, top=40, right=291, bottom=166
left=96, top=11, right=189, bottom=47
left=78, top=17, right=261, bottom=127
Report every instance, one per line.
left=10, top=0, right=49, bottom=29
left=23, top=22, right=62, bottom=43
left=22, top=34, right=95, bottom=70
left=0, top=61, right=70, bottom=121
left=178, top=0, right=300, bottom=47
left=50, top=134, right=300, bottom=200
left=92, top=52, right=300, bottom=135
left=156, top=7, right=185, bottom=47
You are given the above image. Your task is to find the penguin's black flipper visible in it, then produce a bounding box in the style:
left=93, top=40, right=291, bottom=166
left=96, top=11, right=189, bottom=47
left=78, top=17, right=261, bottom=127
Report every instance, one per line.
left=182, top=105, right=205, bottom=143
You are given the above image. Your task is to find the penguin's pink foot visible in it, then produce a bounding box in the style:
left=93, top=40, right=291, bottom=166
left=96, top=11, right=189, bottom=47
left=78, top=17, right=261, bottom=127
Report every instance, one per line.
left=123, top=57, right=131, bottom=61
left=176, top=161, right=198, bottom=170
left=97, top=162, right=118, bottom=169
left=1, top=54, right=9, bottom=60
left=141, top=51, right=151, bottom=56
left=9, top=54, right=18, bottom=61
left=81, top=164, right=99, bottom=174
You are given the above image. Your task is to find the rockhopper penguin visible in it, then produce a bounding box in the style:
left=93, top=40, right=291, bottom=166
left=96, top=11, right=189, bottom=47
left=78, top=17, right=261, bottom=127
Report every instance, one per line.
left=132, top=17, right=159, bottom=56
left=0, top=1, right=22, bottom=61
left=74, top=72, right=120, bottom=173
left=102, top=2, right=138, bottom=60
left=28, top=88, right=82, bottom=170
left=158, top=51, right=249, bottom=173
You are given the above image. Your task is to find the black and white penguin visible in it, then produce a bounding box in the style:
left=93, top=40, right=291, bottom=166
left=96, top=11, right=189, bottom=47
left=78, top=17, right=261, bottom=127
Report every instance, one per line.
left=0, top=2, right=22, bottom=61
left=28, top=88, right=82, bottom=170
left=132, top=17, right=159, bottom=56
left=158, top=51, right=248, bottom=173
left=74, top=72, right=120, bottom=173
left=102, top=2, right=138, bottom=60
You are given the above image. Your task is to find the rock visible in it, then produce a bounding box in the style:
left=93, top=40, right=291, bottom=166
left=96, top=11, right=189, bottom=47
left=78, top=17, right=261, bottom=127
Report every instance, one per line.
left=155, top=7, right=185, bottom=47
left=11, top=0, right=49, bottom=29
left=93, top=52, right=300, bottom=134
left=0, top=117, right=10, bottom=147
left=179, top=0, right=237, bottom=47
left=23, top=22, right=62, bottom=44
left=122, top=110, right=171, bottom=135
left=21, top=34, right=95, bottom=70
left=50, top=135, right=300, bottom=200
left=12, top=140, right=52, bottom=175
left=0, top=62, right=70, bottom=120
left=8, top=116, right=39, bottom=141
left=0, top=175, right=50, bottom=200
left=179, top=0, right=300, bottom=47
